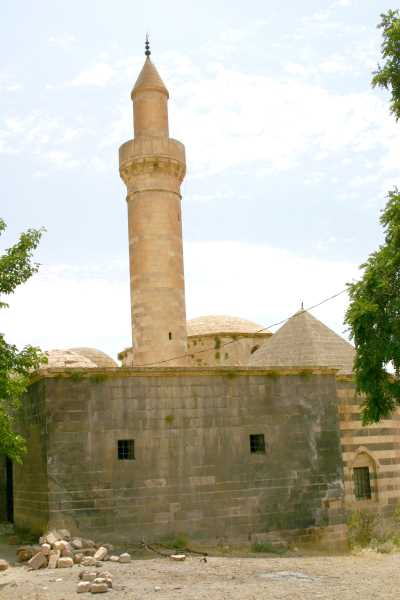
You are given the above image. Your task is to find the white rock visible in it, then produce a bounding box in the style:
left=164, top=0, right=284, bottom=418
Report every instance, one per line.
left=154, top=586, right=161, bottom=592
left=45, top=531, right=61, bottom=547
left=109, top=555, right=119, bottom=562
left=61, top=543, right=73, bottom=558
left=90, top=582, right=108, bottom=593
left=47, top=551, right=60, bottom=569
left=53, top=540, right=66, bottom=552
left=77, top=581, right=91, bottom=593
left=119, top=552, right=131, bottom=563
left=80, top=570, right=98, bottom=582
left=94, top=546, right=108, bottom=561
left=170, top=554, right=186, bottom=561
left=28, top=551, right=47, bottom=570
left=57, top=556, right=73, bottom=568
left=82, top=556, right=97, bottom=567
left=0, top=560, right=9, bottom=571
left=41, top=543, right=51, bottom=556
left=72, top=538, right=83, bottom=550
left=57, top=529, right=71, bottom=541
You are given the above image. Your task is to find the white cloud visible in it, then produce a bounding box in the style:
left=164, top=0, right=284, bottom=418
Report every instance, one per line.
left=185, top=241, right=358, bottom=340
left=0, top=112, right=90, bottom=169
left=69, top=63, right=115, bottom=87
left=0, top=241, right=359, bottom=360
left=48, top=34, right=77, bottom=49
left=333, top=0, right=352, bottom=6
left=165, top=64, right=397, bottom=178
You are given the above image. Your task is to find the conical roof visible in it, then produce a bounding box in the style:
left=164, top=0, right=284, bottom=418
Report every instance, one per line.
left=248, top=310, right=354, bottom=375
left=131, top=57, right=169, bottom=98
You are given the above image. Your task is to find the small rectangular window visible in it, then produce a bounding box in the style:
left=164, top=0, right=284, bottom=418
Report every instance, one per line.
left=118, top=439, right=135, bottom=460
left=353, top=466, right=371, bottom=500
left=250, top=433, right=266, bottom=454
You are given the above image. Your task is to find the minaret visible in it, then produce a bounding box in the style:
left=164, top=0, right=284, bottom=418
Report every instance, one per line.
left=119, top=38, right=188, bottom=366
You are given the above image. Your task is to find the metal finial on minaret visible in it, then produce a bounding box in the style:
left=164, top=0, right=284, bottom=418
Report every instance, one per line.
left=301, top=301, right=304, bottom=310
left=145, top=33, right=151, bottom=57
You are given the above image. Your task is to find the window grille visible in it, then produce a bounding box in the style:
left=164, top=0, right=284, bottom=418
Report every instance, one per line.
left=353, top=466, right=371, bottom=500
left=118, top=439, right=135, bottom=460
left=249, top=434, right=266, bottom=454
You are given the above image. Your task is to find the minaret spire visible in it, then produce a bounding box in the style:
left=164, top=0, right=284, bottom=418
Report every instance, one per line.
left=145, top=33, right=151, bottom=57
left=119, top=47, right=188, bottom=366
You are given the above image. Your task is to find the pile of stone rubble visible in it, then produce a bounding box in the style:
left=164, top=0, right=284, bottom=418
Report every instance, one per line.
left=16, top=529, right=131, bottom=592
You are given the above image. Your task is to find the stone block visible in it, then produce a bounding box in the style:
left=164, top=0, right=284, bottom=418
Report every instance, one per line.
left=0, top=560, right=9, bottom=571
left=58, top=528, right=71, bottom=540
left=61, top=543, right=73, bottom=557
left=119, top=552, right=131, bottom=563
left=28, top=551, right=47, bottom=570
left=90, top=582, right=108, bottom=593
left=57, top=556, right=73, bottom=568
left=80, top=570, right=97, bottom=582
left=47, top=550, right=60, bottom=569
left=17, top=546, right=34, bottom=562
left=72, top=538, right=83, bottom=549
left=94, top=546, right=108, bottom=561
left=54, top=540, right=66, bottom=552
left=82, top=556, right=97, bottom=567
left=45, top=531, right=60, bottom=547
left=41, top=543, right=51, bottom=556
left=77, top=581, right=91, bottom=593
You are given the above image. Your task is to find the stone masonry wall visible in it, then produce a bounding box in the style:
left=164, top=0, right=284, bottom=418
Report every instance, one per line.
left=17, top=369, right=345, bottom=544
left=186, top=334, right=271, bottom=368
left=14, top=381, right=49, bottom=533
left=337, top=378, right=400, bottom=514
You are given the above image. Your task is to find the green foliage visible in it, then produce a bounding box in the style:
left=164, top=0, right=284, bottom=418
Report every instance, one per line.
left=0, top=220, right=46, bottom=462
left=347, top=510, right=377, bottom=548
left=372, top=10, right=400, bottom=120
left=299, top=369, right=313, bottom=379
left=225, top=370, right=237, bottom=379
left=164, top=414, right=174, bottom=424
left=251, top=541, right=285, bottom=554
left=214, top=336, right=221, bottom=349
left=161, top=534, right=188, bottom=549
left=69, top=371, right=84, bottom=381
left=345, top=189, right=400, bottom=423
left=89, top=373, right=108, bottom=384
left=345, top=14, right=400, bottom=423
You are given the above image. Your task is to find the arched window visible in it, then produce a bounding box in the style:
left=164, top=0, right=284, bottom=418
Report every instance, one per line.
left=351, top=451, right=378, bottom=501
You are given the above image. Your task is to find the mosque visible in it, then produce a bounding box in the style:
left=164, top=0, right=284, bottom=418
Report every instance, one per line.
left=5, top=44, right=400, bottom=546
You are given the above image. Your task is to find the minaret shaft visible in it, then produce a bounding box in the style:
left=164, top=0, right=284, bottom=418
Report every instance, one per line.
left=119, top=56, right=188, bottom=366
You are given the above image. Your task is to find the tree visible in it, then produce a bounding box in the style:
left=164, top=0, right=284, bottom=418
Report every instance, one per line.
left=346, top=189, right=400, bottom=423
left=372, top=9, right=400, bottom=120
left=0, top=219, right=46, bottom=462
left=345, top=10, right=400, bottom=423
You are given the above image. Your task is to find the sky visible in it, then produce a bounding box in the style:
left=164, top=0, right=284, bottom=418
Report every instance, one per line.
left=1, top=0, right=399, bottom=361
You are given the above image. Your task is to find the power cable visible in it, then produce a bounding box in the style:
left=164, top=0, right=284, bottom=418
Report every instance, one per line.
left=133, top=288, right=348, bottom=367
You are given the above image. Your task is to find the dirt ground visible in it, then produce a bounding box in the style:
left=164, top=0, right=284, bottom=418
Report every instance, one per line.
left=0, top=546, right=399, bottom=600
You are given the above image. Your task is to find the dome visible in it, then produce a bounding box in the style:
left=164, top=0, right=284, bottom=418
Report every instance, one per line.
left=249, top=309, right=354, bottom=375
left=69, top=347, right=117, bottom=368
left=187, top=315, right=269, bottom=337
left=43, top=350, right=97, bottom=370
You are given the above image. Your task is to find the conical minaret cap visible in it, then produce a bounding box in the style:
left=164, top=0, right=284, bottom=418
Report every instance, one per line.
left=131, top=57, right=169, bottom=99
left=248, top=309, right=355, bottom=375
